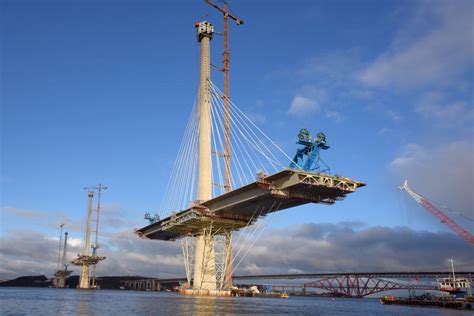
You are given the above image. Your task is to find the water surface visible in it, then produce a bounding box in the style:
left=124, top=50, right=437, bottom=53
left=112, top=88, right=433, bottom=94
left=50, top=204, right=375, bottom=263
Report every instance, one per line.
left=0, top=287, right=470, bottom=315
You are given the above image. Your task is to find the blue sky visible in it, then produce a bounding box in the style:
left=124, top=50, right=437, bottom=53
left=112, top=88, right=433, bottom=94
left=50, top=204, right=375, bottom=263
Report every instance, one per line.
left=1, top=0, right=473, bottom=278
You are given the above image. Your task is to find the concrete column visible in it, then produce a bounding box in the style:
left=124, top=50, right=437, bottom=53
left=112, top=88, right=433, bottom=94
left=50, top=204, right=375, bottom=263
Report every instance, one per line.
left=61, top=232, right=68, bottom=269
left=78, top=192, right=94, bottom=289
left=79, top=266, right=90, bottom=289
left=57, top=276, right=65, bottom=288
left=193, top=22, right=217, bottom=291
left=84, top=192, right=93, bottom=256
left=197, top=30, right=212, bottom=202
left=224, top=234, right=233, bottom=289
left=193, top=232, right=216, bottom=290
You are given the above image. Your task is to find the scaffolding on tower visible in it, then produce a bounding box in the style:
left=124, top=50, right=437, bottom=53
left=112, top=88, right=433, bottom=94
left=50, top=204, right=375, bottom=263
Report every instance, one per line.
left=71, top=184, right=107, bottom=289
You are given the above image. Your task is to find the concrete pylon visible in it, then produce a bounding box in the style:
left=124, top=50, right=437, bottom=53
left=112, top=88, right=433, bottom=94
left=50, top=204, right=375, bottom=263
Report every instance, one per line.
left=193, top=21, right=217, bottom=291
left=79, top=191, right=94, bottom=289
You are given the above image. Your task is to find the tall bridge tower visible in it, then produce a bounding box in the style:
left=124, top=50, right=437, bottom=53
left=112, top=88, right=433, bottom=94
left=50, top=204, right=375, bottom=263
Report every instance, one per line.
left=72, top=186, right=107, bottom=289
left=136, top=18, right=365, bottom=296
left=193, top=20, right=221, bottom=292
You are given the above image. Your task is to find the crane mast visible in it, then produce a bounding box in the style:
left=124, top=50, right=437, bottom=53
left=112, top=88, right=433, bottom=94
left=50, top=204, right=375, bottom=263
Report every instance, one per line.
left=205, top=0, right=243, bottom=193
left=400, top=180, right=474, bottom=246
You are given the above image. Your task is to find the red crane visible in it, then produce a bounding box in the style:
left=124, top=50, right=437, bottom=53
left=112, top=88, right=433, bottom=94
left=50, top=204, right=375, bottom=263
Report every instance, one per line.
left=400, top=180, right=474, bottom=246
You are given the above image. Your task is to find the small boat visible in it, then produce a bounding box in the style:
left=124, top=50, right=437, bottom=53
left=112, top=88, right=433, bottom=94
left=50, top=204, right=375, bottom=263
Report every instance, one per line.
left=280, top=292, right=289, bottom=298
left=437, top=259, right=472, bottom=298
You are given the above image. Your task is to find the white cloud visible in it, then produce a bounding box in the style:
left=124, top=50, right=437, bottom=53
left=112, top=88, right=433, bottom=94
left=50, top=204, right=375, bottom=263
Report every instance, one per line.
left=415, top=91, right=473, bottom=121
left=325, top=110, right=345, bottom=123
left=417, top=101, right=471, bottom=120
left=385, top=110, right=403, bottom=122
left=360, top=1, right=473, bottom=89
left=1, top=207, right=62, bottom=219
left=288, top=95, right=319, bottom=116
left=68, top=237, right=83, bottom=248
left=390, top=143, right=428, bottom=169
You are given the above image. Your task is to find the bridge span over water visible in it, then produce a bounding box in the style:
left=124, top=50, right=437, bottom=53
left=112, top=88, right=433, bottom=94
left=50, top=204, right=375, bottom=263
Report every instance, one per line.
left=123, top=271, right=473, bottom=298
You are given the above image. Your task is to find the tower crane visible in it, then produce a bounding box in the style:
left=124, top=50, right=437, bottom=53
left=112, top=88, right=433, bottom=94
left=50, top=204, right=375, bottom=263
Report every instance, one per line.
left=204, top=0, right=243, bottom=193
left=399, top=180, right=474, bottom=246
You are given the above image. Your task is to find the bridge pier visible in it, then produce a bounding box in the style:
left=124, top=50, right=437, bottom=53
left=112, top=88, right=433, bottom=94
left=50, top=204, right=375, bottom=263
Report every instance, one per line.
left=193, top=230, right=217, bottom=290
left=124, top=279, right=161, bottom=291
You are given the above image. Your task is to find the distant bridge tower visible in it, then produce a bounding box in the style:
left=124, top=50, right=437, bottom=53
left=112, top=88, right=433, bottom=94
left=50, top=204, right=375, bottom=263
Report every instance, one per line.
left=53, top=225, right=72, bottom=288
left=72, top=186, right=107, bottom=289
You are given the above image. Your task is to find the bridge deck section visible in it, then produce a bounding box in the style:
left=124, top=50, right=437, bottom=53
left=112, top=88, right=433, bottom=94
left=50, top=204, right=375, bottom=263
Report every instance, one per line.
left=136, top=169, right=365, bottom=240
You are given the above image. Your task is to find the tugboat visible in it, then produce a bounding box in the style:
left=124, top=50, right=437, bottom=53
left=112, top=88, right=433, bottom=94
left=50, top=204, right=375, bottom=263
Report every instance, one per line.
left=437, top=259, right=472, bottom=299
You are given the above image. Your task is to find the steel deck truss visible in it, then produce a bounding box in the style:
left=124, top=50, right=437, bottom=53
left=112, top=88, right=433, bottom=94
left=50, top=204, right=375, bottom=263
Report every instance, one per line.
left=136, top=169, right=365, bottom=241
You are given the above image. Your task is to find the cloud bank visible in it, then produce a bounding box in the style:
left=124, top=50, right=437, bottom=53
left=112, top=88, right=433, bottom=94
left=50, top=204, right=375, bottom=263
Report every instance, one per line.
left=1, top=222, right=472, bottom=280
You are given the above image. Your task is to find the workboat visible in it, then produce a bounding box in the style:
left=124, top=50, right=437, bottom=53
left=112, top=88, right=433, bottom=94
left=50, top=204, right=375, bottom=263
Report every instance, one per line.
left=437, top=259, right=472, bottom=298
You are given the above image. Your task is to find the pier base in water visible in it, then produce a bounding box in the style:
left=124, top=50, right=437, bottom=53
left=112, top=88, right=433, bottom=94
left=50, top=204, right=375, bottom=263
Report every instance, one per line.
left=179, top=289, right=232, bottom=297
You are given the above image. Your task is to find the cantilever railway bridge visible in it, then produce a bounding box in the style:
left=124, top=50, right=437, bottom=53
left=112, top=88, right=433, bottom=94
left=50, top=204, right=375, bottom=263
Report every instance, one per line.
left=124, top=271, right=474, bottom=298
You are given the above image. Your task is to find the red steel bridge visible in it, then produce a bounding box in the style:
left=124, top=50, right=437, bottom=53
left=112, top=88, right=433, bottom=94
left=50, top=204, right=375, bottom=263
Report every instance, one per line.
left=126, top=271, right=473, bottom=298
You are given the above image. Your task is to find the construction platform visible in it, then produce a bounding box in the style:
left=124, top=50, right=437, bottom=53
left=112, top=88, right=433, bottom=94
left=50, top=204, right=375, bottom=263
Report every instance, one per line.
left=54, top=270, right=72, bottom=278
left=136, top=169, right=365, bottom=241
left=71, top=255, right=106, bottom=266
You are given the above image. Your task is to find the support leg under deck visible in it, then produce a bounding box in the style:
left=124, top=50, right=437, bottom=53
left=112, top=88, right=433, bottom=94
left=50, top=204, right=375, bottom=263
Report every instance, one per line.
left=193, top=228, right=217, bottom=290
left=79, top=265, right=90, bottom=289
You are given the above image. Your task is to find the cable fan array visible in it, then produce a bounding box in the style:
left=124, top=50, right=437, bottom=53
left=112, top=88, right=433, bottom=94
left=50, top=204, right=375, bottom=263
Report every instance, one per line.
left=158, top=81, right=295, bottom=219
left=156, top=81, right=299, bottom=274
left=209, top=81, right=295, bottom=196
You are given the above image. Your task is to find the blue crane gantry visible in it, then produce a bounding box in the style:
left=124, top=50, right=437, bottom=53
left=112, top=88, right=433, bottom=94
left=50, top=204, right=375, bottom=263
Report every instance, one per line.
left=290, top=129, right=330, bottom=172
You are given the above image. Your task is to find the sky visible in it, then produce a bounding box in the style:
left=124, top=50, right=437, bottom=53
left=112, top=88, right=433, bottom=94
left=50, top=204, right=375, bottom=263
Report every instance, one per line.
left=1, top=0, right=473, bottom=279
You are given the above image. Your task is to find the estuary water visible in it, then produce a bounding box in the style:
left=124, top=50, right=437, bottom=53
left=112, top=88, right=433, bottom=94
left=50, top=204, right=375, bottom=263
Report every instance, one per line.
left=0, top=287, right=470, bottom=315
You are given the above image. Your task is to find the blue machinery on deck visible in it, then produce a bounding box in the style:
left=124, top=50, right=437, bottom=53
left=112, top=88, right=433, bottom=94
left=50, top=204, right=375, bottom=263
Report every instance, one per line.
left=290, top=128, right=330, bottom=172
